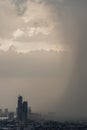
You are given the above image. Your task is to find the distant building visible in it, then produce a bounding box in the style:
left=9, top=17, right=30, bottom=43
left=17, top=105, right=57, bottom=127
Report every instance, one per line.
left=4, top=108, right=8, bottom=117
left=17, top=96, right=23, bottom=121
left=8, top=112, right=14, bottom=120
left=28, top=107, right=31, bottom=117
left=17, top=96, right=28, bottom=121
left=30, top=113, right=42, bottom=120
left=22, top=101, right=28, bottom=121
left=0, top=109, right=2, bottom=117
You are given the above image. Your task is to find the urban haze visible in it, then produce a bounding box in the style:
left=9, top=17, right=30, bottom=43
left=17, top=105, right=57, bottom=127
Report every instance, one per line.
left=0, top=0, right=87, bottom=120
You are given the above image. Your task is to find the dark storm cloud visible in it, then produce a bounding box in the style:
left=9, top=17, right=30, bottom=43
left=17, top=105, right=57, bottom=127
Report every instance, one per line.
left=11, top=0, right=28, bottom=15
left=42, top=0, right=87, bottom=48
left=11, top=0, right=43, bottom=15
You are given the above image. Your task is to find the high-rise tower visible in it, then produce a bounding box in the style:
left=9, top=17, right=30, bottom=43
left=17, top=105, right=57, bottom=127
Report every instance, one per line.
left=17, top=95, right=23, bottom=121
left=22, top=101, right=28, bottom=121
left=17, top=96, right=29, bottom=121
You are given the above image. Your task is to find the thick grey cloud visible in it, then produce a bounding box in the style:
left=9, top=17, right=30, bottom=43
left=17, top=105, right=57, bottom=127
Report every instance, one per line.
left=0, top=0, right=87, bottom=50
left=0, top=0, right=58, bottom=51
left=11, top=0, right=28, bottom=15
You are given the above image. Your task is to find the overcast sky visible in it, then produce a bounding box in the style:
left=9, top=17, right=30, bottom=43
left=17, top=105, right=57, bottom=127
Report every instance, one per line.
left=0, top=0, right=87, bottom=120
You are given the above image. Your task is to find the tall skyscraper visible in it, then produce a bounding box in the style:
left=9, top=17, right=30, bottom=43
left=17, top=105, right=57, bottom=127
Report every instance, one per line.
left=17, top=96, right=23, bottom=121
left=17, top=96, right=28, bottom=121
left=22, top=101, right=28, bottom=121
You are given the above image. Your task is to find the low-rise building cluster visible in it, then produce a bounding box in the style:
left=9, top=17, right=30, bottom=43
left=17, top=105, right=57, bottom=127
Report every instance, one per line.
left=0, top=119, right=87, bottom=130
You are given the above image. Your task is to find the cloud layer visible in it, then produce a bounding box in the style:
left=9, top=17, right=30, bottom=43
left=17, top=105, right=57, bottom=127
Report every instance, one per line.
left=0, top=0, right=61, bottom=52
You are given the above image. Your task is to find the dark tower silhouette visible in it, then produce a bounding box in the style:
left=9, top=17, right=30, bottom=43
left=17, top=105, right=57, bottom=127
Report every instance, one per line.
left=17, top=96, right=29, bottom=121
left=17, top=96, right=23, bottom=121
left=22, top=101, right=28, bottom=121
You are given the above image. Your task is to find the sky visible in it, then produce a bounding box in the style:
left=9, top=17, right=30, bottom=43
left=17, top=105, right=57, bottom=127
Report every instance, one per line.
left=0, top=0, right=87, bottom=120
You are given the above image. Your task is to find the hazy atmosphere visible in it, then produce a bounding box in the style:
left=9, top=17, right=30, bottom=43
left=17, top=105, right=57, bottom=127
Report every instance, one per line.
left=0, top=0, right=87, bottom=120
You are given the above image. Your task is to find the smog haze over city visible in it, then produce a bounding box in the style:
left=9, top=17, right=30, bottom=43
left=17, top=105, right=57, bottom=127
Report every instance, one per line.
left=0, top=0, right=87, bottom=120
